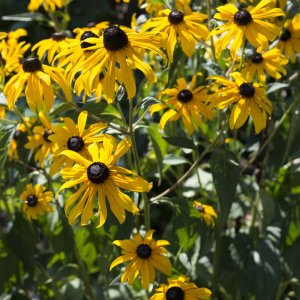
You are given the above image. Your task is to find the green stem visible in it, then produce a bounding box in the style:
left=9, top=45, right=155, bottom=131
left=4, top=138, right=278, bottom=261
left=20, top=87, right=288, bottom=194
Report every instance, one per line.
left=14, top=107, right=33, bottom=135
left=239, top=39, right=246, bottom=71
left=212, top=220, right=221, bottom=296
left=207, top=0, right=216, bottom=62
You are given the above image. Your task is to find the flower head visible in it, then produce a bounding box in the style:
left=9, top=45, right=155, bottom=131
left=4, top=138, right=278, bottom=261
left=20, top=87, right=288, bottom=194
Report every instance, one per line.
left=141, top=8, right=209, bottom=61
left=110, top=230, right=172, bottom=289
left=150, top=76, right=213, bottom=134
left=192, top=201, right=217, bottom=227
left=150, top=275, right=211, bottom=300
left=58, top=138, right=152, bottom=226
left=28, top=0, right=65, bottom=12
left=20, top=184, right=53, bottom=221
left=210, top=72, right=272, bottom=134
left=211, top=0, right=285, bottom=57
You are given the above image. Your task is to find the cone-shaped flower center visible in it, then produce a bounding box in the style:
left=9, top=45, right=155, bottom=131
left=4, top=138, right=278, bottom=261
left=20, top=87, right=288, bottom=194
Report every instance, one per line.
left=13, top=130, right=22, bottom=140
left=26, top=194, right=38, bottom=207
left=177, top=89, right=193, bottom=103
left=239, top=83, right=255, bottom=98
left=168, top=10, right=184, bottom=24
left=51, top=32, right=66, bottom=41
left=234, top=8, right=252, bottom=26
left=22, top=57, right=42, bottom=72
left=87, top=162, right=109, bottom=184
left=136, top=244, right=152, bottom=259
left=195, top=204, right=205, bottom=213
left=166, top=287, right=184, bottom=300
left=280, top=28, right=292, bottom=41
left=80, top=31, right=98, bottom=49
left=103, top=25, right=129, bottom=51
left=251, top=53, right=264, bottom=64
left=67, top=136, right=85, bottom=152
left=43, top=129, right=53, bottom=142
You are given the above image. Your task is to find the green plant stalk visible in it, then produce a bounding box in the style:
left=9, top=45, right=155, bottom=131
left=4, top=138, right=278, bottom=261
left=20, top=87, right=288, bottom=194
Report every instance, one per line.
left=212, top=219, right=221, bottom=296
left=238, top=39, right=246, bottom=71
left=14, top=106, right=33, bottom=135
left=207, top=0, right=216, bottom=62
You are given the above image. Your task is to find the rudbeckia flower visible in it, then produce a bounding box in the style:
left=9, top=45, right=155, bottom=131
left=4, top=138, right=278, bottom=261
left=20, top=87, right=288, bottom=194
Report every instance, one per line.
left=28, top=0, right=65, bottom=12
left=241, top=48, right=288, bottom=82
left=20, top=184, right=53, bottom=221
left=150, top=275, right=212, bottom=300
left=192, top=201, right=217, bottom=227
left=72, top=25, right=165, bottom=102
left=150, top=76, right=214, bottom=134
left=110, top=230, right=172, bottom=290
left=276, top=13, right=300, bottom=63
left=25, top=112, right=58, bottom=166
left=49, top=110, right=114, bottom=175
left=58, top=138, right=152, bottom=226
left=141, top=8, right=209, bottom=62
left=4, top=56, right=71, bottom=112
left=0, top=106, right=5, bottom=119
left=32, top=32, right=72, bottom=64
left=211, top=0, right=285, bottom=58
left=210, top=72, right=272, bottom=134
left=0, top=32, right=7, bottom=40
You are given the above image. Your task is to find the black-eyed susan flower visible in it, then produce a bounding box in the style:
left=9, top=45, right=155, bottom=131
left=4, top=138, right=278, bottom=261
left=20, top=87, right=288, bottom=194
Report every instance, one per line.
left=211, top=0, right=285, bottom=58
left=241, top=48, right=288, bottom=82
left=192, top=201, right=217, bottom=227
left=150, top=275, right=211, bottom=300
left=276, top=13, right=300, bottom=63
left=32, top=32, right=72, bottom=64
left=67, top=25, right=165, bottom=102
left=141, top=8, right=209, bottom=62
left=150, top=76, right=214, bottom=134
left=4, top=56, right=71, bottom=112
left=0, top=32, right=7, bottom=40
left=58, top=138, right=152, bottom=226
left=210, top=72, right=272, bottom=134
left=20, top=184, right=53, bottom=221
left=25, top=112, right=58, bottom=166
left=110, top=230, right=172, bottom=290
left=28, top=0, right=65, bottom=12
left=49, top=110, right=114, bottom=175
left=0, top=106, right=5, bottom=119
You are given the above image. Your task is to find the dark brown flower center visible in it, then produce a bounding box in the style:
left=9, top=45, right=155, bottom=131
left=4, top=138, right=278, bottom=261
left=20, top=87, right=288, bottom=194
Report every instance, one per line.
left=87, top=162, right=109, bottom=183
left=280, top=28, right=291, bottom=41
left=13, top=130, right=22, bottom=140
left=103, top=25, right=129, bottom=51
left=26, top=194, right=38, bottom=207
left=166, top=287, right=184, bottom=300
left=136, top=244, right=152, bottom=259
left=67, top=136, right=85, bottom=152
left=195, top=204, right=205, bottom=213
left=234, top=8, right=252, bottom=26
left=177, top=89, right=193, bottom=103
left=168, top=10, right=184, bottom=24
left=43, top=129, right=53, bottom=142
left=239, top=83, right=255, bottom=98
left=51, top=32, right=66, bottom=41
left=80, top=31, right=98, bottom=49
left=251, top=53, right=263, bottom=64
left=22, top=57, right=42, bottom=72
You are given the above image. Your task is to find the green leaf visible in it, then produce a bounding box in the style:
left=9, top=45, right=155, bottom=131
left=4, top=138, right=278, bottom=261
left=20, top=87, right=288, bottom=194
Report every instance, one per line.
left=0, top=124, right=15, bottom=176
left=211, top=149, right=239, bottom=226
left=163, top=136, right=196, bottom=150
left=2, top=12, right=48, bottom=22
left=259, top=189, right=275, bottom=228
left=51, top=218, right=74, bottom=254
left=267, top=82, right=289, bottom=94
left=176, top=227, right=197, bottom=251
left=163, top=154, right=190, bottom=166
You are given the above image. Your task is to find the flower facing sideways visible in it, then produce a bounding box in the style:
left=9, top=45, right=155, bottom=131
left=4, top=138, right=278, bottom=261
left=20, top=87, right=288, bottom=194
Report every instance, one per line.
left=150, top=275, right=211, bottom=300
left=58, top=138, right=152, bottom=226
left=28, top=0, right=65, bottom=12
left=20, top=184, right=53, bottom=221
left=192, top=201, right=217, bottom=227
left=110, top=230, right=172, bottom=289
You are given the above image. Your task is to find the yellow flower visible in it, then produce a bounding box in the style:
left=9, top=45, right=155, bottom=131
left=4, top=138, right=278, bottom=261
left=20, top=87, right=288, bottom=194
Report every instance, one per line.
left=241, top=48, right=288, bottom=82
left=192, top=201, right=217, bottom=227
left=276, top=13, right=300, bottom=63
left=25, top=112, right=58, bottom=166
left=211, top=0, right=285, bottom=58
left=141, top=9, right=209, bottom=62
left=0, top=106, right=5, bottom=119
left=20, top=184, right=53, bottom=221
left=210, top=72, right=272, bottom=134
left=28, top=0, right=65, bottom=12
left=150, top=76, right=214, bottom=134
left=66, top=25, right=164, bottom=102
left=0, top=32, right=7, bottom=40
left=32, top=32, right=72, bottom=64
left=58, top=138, right=152, bottom=226
left=150, top=275, right=212, bottom=300
left=110, top=230, right=172, bottom=290
left=48, top=110, right=113, bottom=175
left=4, top=56, right=71, bottom=112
